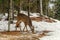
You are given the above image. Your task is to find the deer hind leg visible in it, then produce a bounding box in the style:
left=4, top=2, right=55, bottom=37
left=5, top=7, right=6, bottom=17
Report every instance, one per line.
left=26, top=25, right=28, bottom=32
left=31, top=26, right=34, bottom=33
left=23, top=26, right=25, bottom=32
left=23, top=23, right=28, bottom=32
left=29, top=25, right=34, bottom=33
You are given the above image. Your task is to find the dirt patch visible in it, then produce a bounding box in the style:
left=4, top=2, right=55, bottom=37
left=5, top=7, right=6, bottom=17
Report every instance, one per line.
left=0, top=31, right=21, bottom=36
left=0, top=31, right=48, bottom=40
left=30, top=17, right=56, bottom=23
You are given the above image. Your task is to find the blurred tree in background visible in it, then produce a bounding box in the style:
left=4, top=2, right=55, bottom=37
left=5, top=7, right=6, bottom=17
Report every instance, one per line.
left=0, top=0, right=60, bottom=20
left=54, top=0, right=60, bottom=20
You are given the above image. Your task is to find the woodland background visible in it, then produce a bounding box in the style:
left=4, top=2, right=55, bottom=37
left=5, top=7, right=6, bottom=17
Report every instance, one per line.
left=0, top=0, right=60, bottom=20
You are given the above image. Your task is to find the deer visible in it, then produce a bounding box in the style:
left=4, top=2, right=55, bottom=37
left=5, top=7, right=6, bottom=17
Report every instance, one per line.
left=15, top=13, right=34, bottom=33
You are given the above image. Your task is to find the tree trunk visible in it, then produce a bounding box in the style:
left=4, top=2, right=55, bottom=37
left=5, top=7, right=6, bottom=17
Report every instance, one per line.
left=45, top=1, right=48, bottom=16
left=13, top=0, right=14, bottom=20
left=27, top=0, right=30, bottom=19
left=19, top=0, right=21, bottom=13
left=45, top=0, right=49, bottom=16
left=7, top=0, right=10, bottom=20
left=8, top=0, right=10, bottom=31
left=2, top=0, right=5, bottom=14
left=40, top=0, right=44, bottom=16
left=8, top=0, right=13, bottom=31
left=10, top=0, right=13, bottom=23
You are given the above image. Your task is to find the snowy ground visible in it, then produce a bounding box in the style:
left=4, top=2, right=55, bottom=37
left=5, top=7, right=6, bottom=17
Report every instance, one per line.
left=0, top=19, right=60, bottom=40
left=39, top=21, right=60, bottom=40
left=0, top=11, right=60, bottom=40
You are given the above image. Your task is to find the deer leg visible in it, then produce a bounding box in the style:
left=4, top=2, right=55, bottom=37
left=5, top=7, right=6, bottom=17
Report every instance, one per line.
left=19, top=22, right=22, bottom=32
left=31, top=26, right=34, bottom=33
left=15, top=21, right=19, bottom=31
left=23, top=24, right=28, bottom=32
left=23, top=22, right=26, bottom=32
left=23, top=25, right=26, bottom=32
left=15, top=20, right=20, bottom=31
left=23, top=26, right=28, bottom=32
left=29, top=25, right=34, bottom=33
left=26, top=25, right=28, bottom=32
left=17, top=20, right=22, bottom=32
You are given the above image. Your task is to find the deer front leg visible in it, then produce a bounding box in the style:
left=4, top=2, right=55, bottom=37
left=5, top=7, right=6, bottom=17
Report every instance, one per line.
left=26, top=26, right=28, bottom=32
left=23, top=24, right=28, bottom=32
left=23, top=27, right=28, bottom=32
left=15, top=20, right=20, bottom=31
left=15, top=22, right=18, bottom=31
left=23, top=26, right=25, bottom=32
left=19, top=22, right=22, bottom=32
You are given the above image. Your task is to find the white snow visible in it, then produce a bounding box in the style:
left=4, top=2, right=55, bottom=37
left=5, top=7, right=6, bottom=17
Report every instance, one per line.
left=0, top=19, right=60, bottom=40
left=39, top=21, right=60, bottom=40
left=0, top=11, right=60, bottom=40
left=20, top=10, right=40, bottom=17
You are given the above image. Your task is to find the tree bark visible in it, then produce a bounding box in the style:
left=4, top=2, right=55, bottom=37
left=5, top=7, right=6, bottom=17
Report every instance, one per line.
left=28, top=0, right=30, bottom=17
left=8, top=0, right=13, bottom=31
left=2, top=0, right=5, bottom=14
left=8, top=0, right=10, bottom=31
left=40, top=0, right=44, bottom=16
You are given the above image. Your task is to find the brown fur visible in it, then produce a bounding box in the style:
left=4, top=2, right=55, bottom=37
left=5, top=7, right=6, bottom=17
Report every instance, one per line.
left=16, top=13, right=34, bottom=33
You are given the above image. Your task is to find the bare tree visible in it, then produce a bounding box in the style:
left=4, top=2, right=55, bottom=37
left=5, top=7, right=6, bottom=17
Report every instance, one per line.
left=8, top=0, right=10, bottom=31
left=8, top=0, right=13, bottom=31
left=19, top=0, right=21, bottom=13
left=45, top=0, right=49, bottom=16
left=40, top=0, right=44, bottom=16
left=27, top=0, right=34, bottom=33
left=2, top=0, right=5, bottom=14
left=43, top=0, right=49, bottom=16
left=28, top=0, right=30, bottom=17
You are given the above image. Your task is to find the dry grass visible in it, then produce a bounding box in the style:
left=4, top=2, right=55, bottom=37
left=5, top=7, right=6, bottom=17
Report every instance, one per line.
left=0, top=31, right=49, bottom=40
left=30, top=17, right=56, bottom=23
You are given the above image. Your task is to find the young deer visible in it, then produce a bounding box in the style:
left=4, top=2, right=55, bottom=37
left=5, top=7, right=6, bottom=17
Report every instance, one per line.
left=15, top=13, right=34, bottom=33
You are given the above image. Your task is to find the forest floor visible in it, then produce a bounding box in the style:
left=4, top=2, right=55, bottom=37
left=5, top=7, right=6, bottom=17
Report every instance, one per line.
left=0, top=12, right=60, bottom=40
left=0, top=16, right=57, bottom=40
left=0, top=31, right=50, bottom=40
